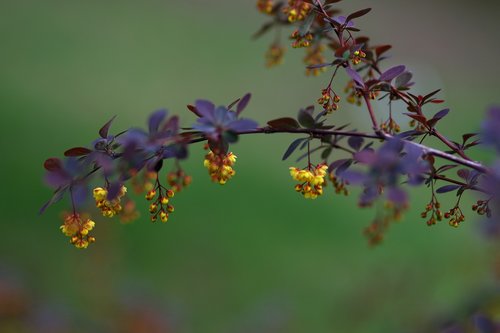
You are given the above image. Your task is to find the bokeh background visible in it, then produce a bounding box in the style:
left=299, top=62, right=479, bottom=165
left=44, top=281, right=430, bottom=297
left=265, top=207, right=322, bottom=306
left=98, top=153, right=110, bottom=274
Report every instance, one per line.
left=2, top=0, right=500, bottom=332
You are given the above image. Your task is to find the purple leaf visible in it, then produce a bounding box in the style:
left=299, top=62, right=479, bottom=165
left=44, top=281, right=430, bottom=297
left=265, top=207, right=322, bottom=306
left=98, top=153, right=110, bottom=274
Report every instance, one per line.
left=433, top=108, right=450, bottom=120
left=379, top=65, right=406, bottom=82
left=474, top=313, right=496, bottom=333
left=339, top=170, right=365, bottom=185
left=107, top=182, right=123, bottom=201
left=329, top=158, right=351, bottom=172
left=395, top=71, right=413, bottom=88
left=348, top=136, right=364, bottom=151
left=436, top=184, right=461, bottom=193
left=354, top=149, right=376, bottom=164
left=345, top=68, right=365, bottom=87
left=386, top=187, right=408, bottom=205
left=161, top=115, right=179, bottom=135
left=331, top=15, right=354, bottom=28
left=195, top=100, right=215, bottom=119
left=282, top=138, right=306, bottom=161
left=336, top=160, right=353, bottom=176
left=228, top=118, right=258, bottom=131
left=236, top=93, right=251, bottom=115
left=39, top=187, right=66, bottom=214
left=99, top=115, right=117, bottom=138
left=148, top=109, right=167, bottom=135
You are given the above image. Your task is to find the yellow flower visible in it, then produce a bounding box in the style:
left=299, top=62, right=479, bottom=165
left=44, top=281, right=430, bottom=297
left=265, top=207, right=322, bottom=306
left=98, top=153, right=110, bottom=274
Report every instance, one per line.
left=290, top=164, right=328, bottom=199
left=60, top=213, right=97, bottom=249
left=204, top=150, right=238, bottom=185
left=93, top=186, right=127, bottom=218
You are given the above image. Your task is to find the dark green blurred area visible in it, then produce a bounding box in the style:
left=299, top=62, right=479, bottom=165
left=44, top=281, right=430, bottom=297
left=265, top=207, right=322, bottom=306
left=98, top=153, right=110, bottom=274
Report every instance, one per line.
left=1, top=1, right=500, bottom=332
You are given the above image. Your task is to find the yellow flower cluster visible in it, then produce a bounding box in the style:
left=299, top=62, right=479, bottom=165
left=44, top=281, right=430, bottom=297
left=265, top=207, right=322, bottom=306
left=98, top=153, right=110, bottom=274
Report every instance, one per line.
left=265, top=44, right=285, bottom=68
left=317, top=88, right=341, bottom=114
left=256, top=0, right=273, bottom=14
left=351, top=50, right=366, bottom=65
left=60, top=213, right=96, bottom=249
left=93, top=186, right=127, bottom=218
left=289, top=164, right=328, bottom=199
left=283, top=0, right=311, bottom=23
left=203, top=151, right=237, bottom=185
left=167, top=170, right=192, bottom=193
left=291, top=30, right=313, bottom=49
left=146, top=188, right=175, bottom=223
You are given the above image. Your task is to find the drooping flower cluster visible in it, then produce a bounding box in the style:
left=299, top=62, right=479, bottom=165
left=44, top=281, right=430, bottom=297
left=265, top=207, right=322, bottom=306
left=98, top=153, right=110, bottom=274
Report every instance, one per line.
left=93, top=185, right=127, bottom=218
left=203, top=150, right=237, bottom=185
left=283, top=0, right=311, bottom=23
left=256, top=0, right=273, bottom=14
left=289, top=164, right=328, bottom=199
left=420, top=197, right=443, bottom=226
left=317, top=88, right=340, bottom=113
left=167, top=169, right=192, bottom=192
left=350, top=49, right=366, bottom=65
left=290, top=30, right=313, bottom=49
left=265, top=44, right=286, bottom=67
left=60, top=213, right=96, bottom=249
left=145, top=179, right=175, bottom=223
left=445, top=206, right=466, bottom=228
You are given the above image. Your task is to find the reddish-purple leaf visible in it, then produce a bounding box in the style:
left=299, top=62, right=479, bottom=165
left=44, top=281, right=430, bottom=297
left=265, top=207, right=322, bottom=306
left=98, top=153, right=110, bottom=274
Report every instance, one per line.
left=404, top=113, right=427, bottom=124
left=379, top=65, right=406, bottom=82
left=64, top=147, right=92, bottom=157
left=422, top=89, right=441, bottom=102
left=99, top=116, right=117, bottom=138
left=457, top=169, right=470, bottom=180
left=436, top=184, right=460, bottom=193
left=462, top=133, right=477, bottom=143
left=346, top=8, right=371, bottom=22
left=267, top=117, right=300, bottom=129
left=375, top=45, right=392, bottom=57
left=187, top=104, right=202, bottom=117
left=44, top=158, right=62, bottom=172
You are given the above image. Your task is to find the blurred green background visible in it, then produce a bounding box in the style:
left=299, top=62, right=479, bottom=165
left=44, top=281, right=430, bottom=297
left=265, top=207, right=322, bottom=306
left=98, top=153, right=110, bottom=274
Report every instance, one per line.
left=1, top=0, right=500, bottom=332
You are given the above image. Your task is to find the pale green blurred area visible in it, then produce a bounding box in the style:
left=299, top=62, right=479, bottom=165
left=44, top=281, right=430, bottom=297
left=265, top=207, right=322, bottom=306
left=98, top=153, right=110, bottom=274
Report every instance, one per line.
left=1, top=0, right=500, bottom=332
